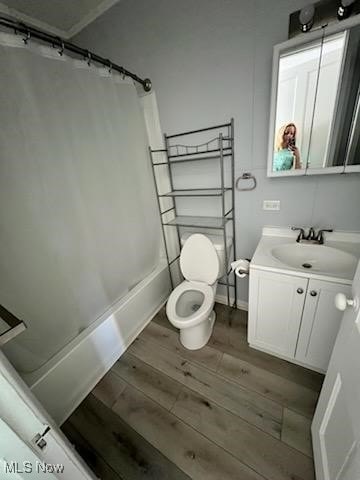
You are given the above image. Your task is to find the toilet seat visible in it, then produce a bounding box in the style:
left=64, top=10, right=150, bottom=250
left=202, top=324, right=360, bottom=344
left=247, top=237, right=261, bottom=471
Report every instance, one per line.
left=166, top=281, right=214, bottom=328
left=180, top=234, right=219, bottom=284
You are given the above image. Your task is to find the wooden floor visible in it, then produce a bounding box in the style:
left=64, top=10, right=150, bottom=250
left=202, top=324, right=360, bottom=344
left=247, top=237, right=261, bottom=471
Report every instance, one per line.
left=62, top=303, right=324, bottom=480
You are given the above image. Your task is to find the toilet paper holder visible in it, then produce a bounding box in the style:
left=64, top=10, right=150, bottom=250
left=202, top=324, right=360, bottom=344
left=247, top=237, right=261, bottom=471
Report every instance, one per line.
left=231, top=258, right=251, bottom=278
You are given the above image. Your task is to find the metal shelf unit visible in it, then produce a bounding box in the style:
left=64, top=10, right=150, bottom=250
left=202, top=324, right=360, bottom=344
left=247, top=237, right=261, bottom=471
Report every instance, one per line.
left=150, top=119, right=237, bottom=307
left=0, top=304, right=26, bottom=346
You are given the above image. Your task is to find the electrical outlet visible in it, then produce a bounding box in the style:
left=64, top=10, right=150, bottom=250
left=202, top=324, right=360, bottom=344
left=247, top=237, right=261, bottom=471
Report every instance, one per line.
left=263, top=200, right=280, bottom=211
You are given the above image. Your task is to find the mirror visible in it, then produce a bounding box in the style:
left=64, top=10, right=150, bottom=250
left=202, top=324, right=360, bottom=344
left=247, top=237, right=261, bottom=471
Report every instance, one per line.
left=268, top=19, right=360, bottom=176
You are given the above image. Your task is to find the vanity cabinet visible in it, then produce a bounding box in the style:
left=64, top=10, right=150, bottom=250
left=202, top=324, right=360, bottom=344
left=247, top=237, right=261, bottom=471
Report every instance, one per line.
left=295, top=279, right=351, bottom=371
left=248, top=270, right=307, bottom=358
left=248, top=269, right=351, bottom=372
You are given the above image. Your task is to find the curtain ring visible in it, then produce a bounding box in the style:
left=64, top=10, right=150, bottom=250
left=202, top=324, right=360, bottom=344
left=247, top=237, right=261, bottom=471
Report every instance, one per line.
left=23, top=30, right=31, bottom=45
left=108, top=60, right=112, bottom=74
left=87, top=51, right=92, bottom=66
left=58, top=40, right=65, bottom=56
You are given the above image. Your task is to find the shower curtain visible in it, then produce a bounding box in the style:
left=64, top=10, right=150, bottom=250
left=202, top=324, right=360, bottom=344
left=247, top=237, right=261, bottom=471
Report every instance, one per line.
left=0, top=32, right=161, bottom=372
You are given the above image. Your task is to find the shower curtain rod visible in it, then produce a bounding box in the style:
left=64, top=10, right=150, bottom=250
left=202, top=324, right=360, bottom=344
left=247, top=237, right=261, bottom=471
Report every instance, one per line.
left=0, top=15, right=152, bottom=92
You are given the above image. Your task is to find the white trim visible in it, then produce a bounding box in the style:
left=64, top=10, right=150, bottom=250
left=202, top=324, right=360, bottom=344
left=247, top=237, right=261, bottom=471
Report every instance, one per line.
left=267, top=168, right=307, bottom=177
left=344, top=164, right=360, bottom=173
left=0, top=2, right=67, bottom=38
left=67, top=0, right=121, bottom=38
left=267, top=42, right=281, bottom=178
left=0, top=0, right=121, bottom=40
left=276, top=15, right=360, bottom=52
left=319, top=373, right=342, bottom=480
left=248, top=342, right=326, bottom=374
left=306, top=166, right=345, bottom=175
left=250, top=263, right=354, bottom=286
left=0, top=353, right=97, bottom=478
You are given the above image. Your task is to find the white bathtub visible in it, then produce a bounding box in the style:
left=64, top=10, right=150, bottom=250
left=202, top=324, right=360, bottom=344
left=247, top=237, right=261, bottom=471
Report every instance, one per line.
left=21, top=261, right=170, bottom=425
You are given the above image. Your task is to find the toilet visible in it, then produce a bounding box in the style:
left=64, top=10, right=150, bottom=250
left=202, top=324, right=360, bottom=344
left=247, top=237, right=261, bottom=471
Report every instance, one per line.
left=166, top=233, right=232, bottom=350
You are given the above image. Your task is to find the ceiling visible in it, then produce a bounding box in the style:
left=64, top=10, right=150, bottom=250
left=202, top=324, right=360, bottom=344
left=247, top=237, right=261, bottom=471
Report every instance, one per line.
left=0, top=0, right=120, bottom=38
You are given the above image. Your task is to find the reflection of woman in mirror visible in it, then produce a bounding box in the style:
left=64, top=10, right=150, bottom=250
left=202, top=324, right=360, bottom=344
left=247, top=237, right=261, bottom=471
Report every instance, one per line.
left=273, top=123, right=301, bottom=171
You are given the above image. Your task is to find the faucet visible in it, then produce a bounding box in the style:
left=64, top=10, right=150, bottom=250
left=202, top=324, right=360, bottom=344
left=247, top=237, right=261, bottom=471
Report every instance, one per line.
left=291, top=226, right=333, bottom=244
left=305, top=227, right=316, bottom=241
left=291, top=226, right=305, bottom=242
left=316, top=228, right=333, bottom=245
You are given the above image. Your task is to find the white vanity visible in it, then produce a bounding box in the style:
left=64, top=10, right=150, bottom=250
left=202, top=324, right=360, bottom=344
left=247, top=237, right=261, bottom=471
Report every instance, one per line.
left=248, top=227, right=360, bottom=373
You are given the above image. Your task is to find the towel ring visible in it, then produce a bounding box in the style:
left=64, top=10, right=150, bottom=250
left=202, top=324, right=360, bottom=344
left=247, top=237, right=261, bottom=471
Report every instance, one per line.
left=235, top=173, right=257, bottom=191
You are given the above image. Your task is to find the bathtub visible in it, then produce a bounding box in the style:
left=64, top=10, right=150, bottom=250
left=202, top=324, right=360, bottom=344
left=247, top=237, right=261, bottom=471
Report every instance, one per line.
left=20, top=261, right=170, bottom=425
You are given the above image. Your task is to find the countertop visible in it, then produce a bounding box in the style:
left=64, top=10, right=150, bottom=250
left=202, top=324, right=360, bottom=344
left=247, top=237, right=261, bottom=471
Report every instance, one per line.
left=251, top=227, right=360, bottom=285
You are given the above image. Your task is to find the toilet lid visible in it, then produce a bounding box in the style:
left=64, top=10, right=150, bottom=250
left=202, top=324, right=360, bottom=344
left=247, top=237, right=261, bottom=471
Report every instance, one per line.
left=180, top=234, right=219, bottom=284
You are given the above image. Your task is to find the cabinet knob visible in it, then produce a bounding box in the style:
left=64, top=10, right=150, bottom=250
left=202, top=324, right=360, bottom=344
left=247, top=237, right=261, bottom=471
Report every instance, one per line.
left=297, top=288, right=304, bottom=294
left=310, top=290, right=317, bottom=297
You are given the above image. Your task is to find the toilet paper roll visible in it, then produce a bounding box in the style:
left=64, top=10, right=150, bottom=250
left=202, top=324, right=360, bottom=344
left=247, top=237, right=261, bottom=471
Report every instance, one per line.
left=231, top=259, right=250, bottom=278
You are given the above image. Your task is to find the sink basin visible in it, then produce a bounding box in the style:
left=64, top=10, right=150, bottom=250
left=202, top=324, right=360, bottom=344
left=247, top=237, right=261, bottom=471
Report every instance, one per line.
left=271, top=243, right=357, bottom=277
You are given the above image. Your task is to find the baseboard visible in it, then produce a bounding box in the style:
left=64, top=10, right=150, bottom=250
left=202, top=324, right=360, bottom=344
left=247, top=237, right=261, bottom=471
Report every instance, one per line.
left=248, top=342, right=325, bottom=374
left=215, top=293, right=248, bottom=311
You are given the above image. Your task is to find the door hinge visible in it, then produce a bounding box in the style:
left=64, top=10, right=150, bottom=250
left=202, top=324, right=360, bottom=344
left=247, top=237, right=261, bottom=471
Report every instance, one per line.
left=32, top=425, right=50, bottom=450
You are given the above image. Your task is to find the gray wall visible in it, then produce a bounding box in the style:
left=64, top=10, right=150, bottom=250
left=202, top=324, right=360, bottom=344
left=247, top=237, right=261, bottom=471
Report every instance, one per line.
left=74, top=0, right=360, bottom=303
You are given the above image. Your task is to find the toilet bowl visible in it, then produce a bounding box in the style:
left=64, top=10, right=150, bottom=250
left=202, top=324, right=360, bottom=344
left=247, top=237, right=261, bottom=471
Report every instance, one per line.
left=166, top=233, right=231, bottom=350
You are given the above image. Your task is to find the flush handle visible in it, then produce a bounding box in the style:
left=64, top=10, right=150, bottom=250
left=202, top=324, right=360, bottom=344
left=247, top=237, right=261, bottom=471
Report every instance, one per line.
left=297, top=288, right=304, bottom=294
left=310, top=290, right=317, bottom=297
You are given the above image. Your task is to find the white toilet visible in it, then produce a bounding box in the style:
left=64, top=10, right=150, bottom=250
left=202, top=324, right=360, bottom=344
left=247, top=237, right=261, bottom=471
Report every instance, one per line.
left=166, top=233, right=231, bottom=350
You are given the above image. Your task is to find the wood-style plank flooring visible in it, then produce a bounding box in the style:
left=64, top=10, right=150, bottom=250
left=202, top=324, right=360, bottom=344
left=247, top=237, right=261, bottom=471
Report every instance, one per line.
left=62, top=303, right=324, bottom=480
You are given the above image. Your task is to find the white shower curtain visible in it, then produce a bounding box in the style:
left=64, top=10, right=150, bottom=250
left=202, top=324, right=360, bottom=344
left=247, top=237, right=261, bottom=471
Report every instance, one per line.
left=0, top=32, right=161, bottom=372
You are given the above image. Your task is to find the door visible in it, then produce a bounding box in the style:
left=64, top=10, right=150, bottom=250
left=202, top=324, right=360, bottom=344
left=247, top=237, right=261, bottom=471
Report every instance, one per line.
left=312, top=261, right=360, bottom=480
left=295, top=279, right=351, bottom=372
left=0, top=350, right=96, bottom=479
left=248, top=269, right=308, bottom=358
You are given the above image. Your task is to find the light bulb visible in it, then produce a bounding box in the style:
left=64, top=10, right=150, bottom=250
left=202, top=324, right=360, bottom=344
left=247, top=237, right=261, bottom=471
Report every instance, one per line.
left=299, top=4, right=315, bottom=32
left=337, top=0, right=356, bottom=19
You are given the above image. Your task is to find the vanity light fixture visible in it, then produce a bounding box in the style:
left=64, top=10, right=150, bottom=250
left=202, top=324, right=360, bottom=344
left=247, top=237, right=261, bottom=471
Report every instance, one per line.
left=299, top=4, right=316, bottom=32
left=337, top=0, right=356, bottom=19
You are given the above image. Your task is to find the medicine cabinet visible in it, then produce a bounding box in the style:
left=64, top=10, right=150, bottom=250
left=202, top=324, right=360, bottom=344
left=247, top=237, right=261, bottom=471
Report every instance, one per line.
left=267, top=15, right=360, bottom=177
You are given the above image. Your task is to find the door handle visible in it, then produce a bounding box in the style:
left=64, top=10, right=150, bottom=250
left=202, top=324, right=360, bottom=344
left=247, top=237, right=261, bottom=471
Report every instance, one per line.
left=335, top=293, right=358, bottom=311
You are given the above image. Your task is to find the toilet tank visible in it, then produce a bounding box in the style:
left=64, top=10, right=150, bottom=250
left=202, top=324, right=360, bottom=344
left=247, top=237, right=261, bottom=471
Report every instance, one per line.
left=181, top=233, right=233, bottom=278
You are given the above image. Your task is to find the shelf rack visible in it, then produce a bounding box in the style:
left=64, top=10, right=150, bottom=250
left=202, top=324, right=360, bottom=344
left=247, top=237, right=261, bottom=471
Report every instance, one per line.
left=149, top=119, right=237, bottom=307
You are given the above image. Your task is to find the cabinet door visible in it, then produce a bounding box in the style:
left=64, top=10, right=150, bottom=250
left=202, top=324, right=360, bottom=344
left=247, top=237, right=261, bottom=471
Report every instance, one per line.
left=248, top=270, right=308, bottom=358
left=295, top=279, right=351, bottom=372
